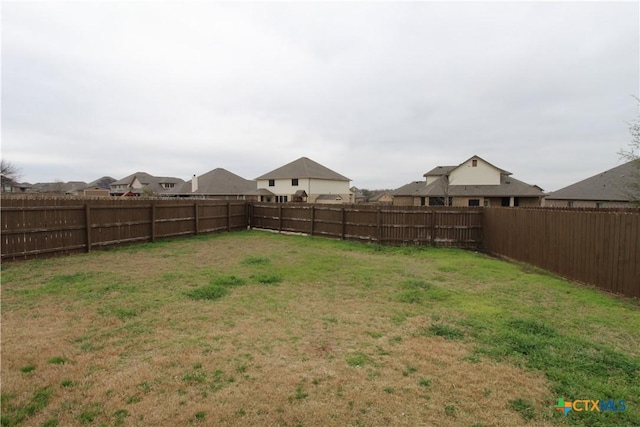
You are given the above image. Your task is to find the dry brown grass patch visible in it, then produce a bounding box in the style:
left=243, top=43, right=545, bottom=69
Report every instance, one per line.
left=3, top=232, right=605, bottom=426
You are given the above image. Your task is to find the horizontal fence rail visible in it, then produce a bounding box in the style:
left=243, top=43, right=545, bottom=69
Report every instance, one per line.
left=483, top=207, right=640, bottom=298
left=249, top=203, right=483, bottom=248
left=1, top=197, right=248, bottom=260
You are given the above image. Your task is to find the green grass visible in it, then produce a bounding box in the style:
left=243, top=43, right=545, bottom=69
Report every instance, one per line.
left=0, top=387, right=53, bottom=426
left=1, top=230, right=639, bottom=426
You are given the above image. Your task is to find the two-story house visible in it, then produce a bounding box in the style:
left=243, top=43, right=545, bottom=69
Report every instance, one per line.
left=393, top=155, right=544, bottom=207
left=255, top=157, right=352, bottom=204
left=110, top=172, right=185, bottom=197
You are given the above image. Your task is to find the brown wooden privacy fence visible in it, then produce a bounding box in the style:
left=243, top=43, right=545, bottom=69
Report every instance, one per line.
left=1, top=197, right=248, bottom=260
left=3, top=198, right=639, bottom=298
left=249, top=203, right=483, bottom=247
left=483, top=208, right=640, bottom=298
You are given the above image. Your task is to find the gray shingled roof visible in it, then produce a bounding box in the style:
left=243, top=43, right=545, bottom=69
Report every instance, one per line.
left=255, top=157, right=350, bottom=181
left=394, top=175, right=544, bottom=197
left=546, top=160, right=639, bottom=201
left=245, top=188, right=276, bottom=196
left=423, top=166, right=456, bottom=177
left=111, top=172, right=155, bottom=186
left=111, top=172, right=184, bottom=187
left=170, top=168, right=256, bottom=195
left=423, top=155, right=511, bottom=178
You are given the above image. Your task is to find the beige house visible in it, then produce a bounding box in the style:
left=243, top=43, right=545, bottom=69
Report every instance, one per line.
left=110, top=172, right=185, bottom=197
left=370, top=191, right=394, bottom=205
left=255, top=157, right=352, bottom=204
left=546, top=160, right=639, bottom=208
left=393, top=155, right=544, bottom=207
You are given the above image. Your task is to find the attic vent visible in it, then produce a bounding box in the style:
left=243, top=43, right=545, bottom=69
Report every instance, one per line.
left=506, top=180, right=511, bottom=184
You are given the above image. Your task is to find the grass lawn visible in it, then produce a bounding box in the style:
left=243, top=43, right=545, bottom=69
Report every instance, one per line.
left=1, top=230, right=639, bottom=426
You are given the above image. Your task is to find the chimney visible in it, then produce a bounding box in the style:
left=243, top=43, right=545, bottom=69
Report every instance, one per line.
left=192, top=174, right=198, bottom=193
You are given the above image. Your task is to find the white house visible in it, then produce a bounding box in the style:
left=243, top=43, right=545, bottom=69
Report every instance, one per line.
left=255, top=157, right=352, bottom=204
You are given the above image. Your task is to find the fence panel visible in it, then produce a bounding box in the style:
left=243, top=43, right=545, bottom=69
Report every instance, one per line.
left=1, top=197, right=248, bottom=260
left=483, top=207, right=640, bottom=298
left=250, top=203, right=483, bottom=248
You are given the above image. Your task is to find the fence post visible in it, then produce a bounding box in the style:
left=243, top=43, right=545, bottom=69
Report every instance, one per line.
left=247, top=202, right=252, bottom=230
left=430, top=210, right=435, bottom=246
left=310, top=205, right=315, bottom=236
left=376, top=207, right=381, bottom=243
left=151, top=201, right=156, bottom=243
left=341, top=207, right=346, bottom=240
left=278, top=205, right=283, bottom=232
left=194, top=201, right=199, bottom=235
left=85, top=203, right=92, bottom=253
left=227, top=201, right=231, bottom=232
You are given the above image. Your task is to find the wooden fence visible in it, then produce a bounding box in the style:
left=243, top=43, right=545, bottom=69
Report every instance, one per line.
left=1, top=197, right=248, bottom=260
left=250, top=203, right=483, bottom=247
left=483, top=208, right=640, bottom=298
left=2, top=198, right=639, bottom=298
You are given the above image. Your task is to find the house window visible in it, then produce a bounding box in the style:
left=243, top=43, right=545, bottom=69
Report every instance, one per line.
left=292, top=178, right=298, bottom=186
left=472, top=159, right=478, bottom=167
left=276, top=195, right=288, bottom=203
left=420, top=197, right=426, bottom=206
left=429, top=197, right=444, bottom=206
left=268, top=179, right=275, bottom=187
left=162, top=183, right=175, bottom=188
left=596, top=202, right=604, bottom=208
left=468, top=199, right=480, bottom=207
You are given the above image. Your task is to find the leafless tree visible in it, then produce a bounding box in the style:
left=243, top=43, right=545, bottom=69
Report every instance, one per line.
left=619, top=95, right=640, bottom=205
left=1, top=159, right=21, bottom=182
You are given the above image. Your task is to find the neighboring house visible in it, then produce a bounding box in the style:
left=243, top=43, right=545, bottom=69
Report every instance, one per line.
left=82, top=176, right=115, bottom=197
left=110, top=172, right=185, bottom=197
left=1, top=175, right=31, bottom=193
left=166, top=168, right=257, bottom=200
left=255, top=157, right=352, bottom=204
left=370, top=191, right=394, bottom=205
left=546, top=160, right=639, bottom=208
left=350, top=187, right=368, bottom=204
left=87, top=176, right=116, bottom=190
left=393, top=155, right=544, bottom=207
left=30, top=181, right=88, bottom=195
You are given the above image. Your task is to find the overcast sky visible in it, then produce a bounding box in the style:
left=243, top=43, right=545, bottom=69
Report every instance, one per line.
left=2, top=1, right=638, bottom=191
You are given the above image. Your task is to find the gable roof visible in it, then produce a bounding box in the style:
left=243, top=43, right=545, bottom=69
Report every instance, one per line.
left=546, top=160, right=639, bottom=202
left=394, top=175, right=543, bottom=197
left=110, top=172, right=185, bottom=195
left=424, top=155, right=511, bottom=178
left=255, top=157, right=350, bottom=181
left=423, top=166, right=456, bottom=177
left=111, top=172, right=155, bottom=186
left=171, top=168, right=256, bottom=195
left=87, top=176, right=116, bottom=189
